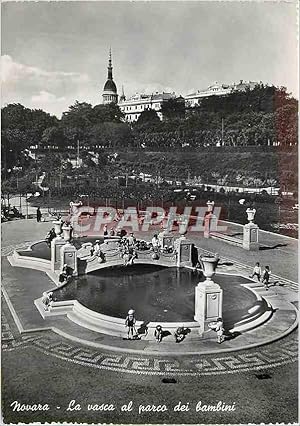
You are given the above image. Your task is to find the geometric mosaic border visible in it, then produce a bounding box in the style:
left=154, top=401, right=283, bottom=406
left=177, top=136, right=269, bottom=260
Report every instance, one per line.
left=2, top=318, right=298, bottom=376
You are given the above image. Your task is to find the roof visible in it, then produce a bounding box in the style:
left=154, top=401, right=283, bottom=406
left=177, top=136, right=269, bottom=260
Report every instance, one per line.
left=103, top=79, right=117, bottom=93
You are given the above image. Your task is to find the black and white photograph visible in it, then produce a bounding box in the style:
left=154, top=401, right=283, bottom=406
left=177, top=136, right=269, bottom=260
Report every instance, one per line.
left=1, top=1, right=298, bottom=424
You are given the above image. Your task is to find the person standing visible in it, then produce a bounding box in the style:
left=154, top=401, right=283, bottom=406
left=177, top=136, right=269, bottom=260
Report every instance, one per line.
left=93, top=240, right=101, bottom=256
left=103, top=224, right=108, bottom=236
left=151, top=234, right=160, bottom=249
left=36, top=207, right=42, bottom=223
left=261, top=265, right=271, bottom=290
left=125, top=309, right=136, bottom=339
left=249, top=262, right=262, bottom=281
left=128, top=232, right=136, bottom=247
left=154, top=325, right=163, bottom=343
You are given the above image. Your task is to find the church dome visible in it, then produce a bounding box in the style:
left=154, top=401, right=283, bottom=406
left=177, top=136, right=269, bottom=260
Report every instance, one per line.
left=103, top=79, right=117, bottom=93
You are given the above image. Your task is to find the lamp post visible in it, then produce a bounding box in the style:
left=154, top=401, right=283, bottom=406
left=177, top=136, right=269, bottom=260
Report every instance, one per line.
left=13, top=166, right=22, bottom=190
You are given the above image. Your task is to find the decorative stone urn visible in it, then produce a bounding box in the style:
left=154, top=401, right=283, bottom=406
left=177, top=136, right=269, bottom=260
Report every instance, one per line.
left=200, top=254, right=220, bottom=280
left=53, top=220, right=63, bottom=237
left=178, top=229, right=187, bottom=238
left=51, top=220, right=66, bottom=272
left=194, top=253, right=223, bottom=335
left=246, top=208, right=256, bottom=223
left=62, top=225, right=73, bottom=241
left=70, top=200, right=83, bottom=209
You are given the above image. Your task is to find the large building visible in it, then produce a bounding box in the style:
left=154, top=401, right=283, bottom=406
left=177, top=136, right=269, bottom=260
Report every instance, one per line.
left=118, top=91, right=176, bottom=122
left=185, top=80, right=259, bottom=107
left=102, top=49, right=118, bottom=104
left=101, top=52, right=260, bottom=116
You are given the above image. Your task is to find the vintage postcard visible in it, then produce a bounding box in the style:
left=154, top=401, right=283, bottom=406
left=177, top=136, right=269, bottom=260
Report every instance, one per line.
left=1, top=1, right=298, bottom=425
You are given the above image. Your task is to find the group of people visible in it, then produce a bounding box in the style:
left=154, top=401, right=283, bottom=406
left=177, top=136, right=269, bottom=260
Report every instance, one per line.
left=124, top=310, right=191, bottom=344
left=250, top=262, right=272, bottom=290
left=90, top=240, right=105, bottom=262
left=1, top=205, right=24, bottom=222
left=103, top=224, right=126, bottom=238
left=117, top=232, right=173, bottom=266
left=118, top=233, right=138, bottom=266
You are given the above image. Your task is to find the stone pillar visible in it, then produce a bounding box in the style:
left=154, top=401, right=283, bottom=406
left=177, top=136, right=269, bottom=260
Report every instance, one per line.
left=60, top=242, right=78, bottom=276
left=158, top=229, right=174, bottom=250
left=70, top=201, right=82, bottom=235
left=204, top=212, right=213, bottom=238
left=174, top=234, right=193, bottom=267
left=51, top=237, right=66, bottom=272
left=51, top=220, right=65, bottom=272
left=203, top=201, right=216, bottom=238
left=194, top=254, right=223, bottom=335
left=243, top=208, right=259, bottom=251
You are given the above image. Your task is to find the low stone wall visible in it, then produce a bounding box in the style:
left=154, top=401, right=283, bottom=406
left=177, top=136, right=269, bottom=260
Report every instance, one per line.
left=8, top=250, right=51, bottom=273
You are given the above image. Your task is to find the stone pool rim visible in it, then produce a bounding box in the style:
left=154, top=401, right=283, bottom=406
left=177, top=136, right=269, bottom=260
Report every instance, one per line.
left=9, top=242, right=274, bottom=338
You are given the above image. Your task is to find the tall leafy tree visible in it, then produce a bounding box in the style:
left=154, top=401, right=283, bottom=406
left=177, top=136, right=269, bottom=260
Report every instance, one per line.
left=161, top=97, right=186, bottom=120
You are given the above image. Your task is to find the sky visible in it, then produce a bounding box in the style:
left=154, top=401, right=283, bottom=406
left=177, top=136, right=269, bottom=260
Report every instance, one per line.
left=1, top=1, right=299, bottom=118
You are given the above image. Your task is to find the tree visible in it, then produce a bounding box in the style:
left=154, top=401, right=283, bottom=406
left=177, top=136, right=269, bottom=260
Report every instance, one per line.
left=89, top=122, right=133, bottom=149
left=41, top=126, right=66, bottom=149
left=161, top=97, right=185, bottom=120
left=1, top=103, right=58, bottom=175
left=2, top=103, right=58, bottom=147
left=61, top=101, right=93, bottom=147
left=136, top=109, right=160, bottom=126
left=92, top=103, right=125, bottom=123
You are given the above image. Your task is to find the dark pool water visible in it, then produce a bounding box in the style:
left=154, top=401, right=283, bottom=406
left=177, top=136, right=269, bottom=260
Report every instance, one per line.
left=53, top=264, right=258, bottom=324
left=17, top=237, right=104, bottom=261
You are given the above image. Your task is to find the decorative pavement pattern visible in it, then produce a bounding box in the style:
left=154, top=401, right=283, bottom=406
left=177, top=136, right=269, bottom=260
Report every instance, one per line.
left=2, top=312, right=298, bottom=377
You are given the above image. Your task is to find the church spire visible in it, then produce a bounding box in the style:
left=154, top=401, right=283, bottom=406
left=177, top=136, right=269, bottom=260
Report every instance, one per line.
left=107, top=47, right=113, bottom=80
left=120, top=85, right=126, bottom=102
left=102, top=48, right=118, bottom=104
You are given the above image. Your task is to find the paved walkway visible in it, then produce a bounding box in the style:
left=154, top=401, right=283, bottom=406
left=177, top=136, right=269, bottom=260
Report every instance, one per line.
left=2, top=299, right=298, bottom=377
